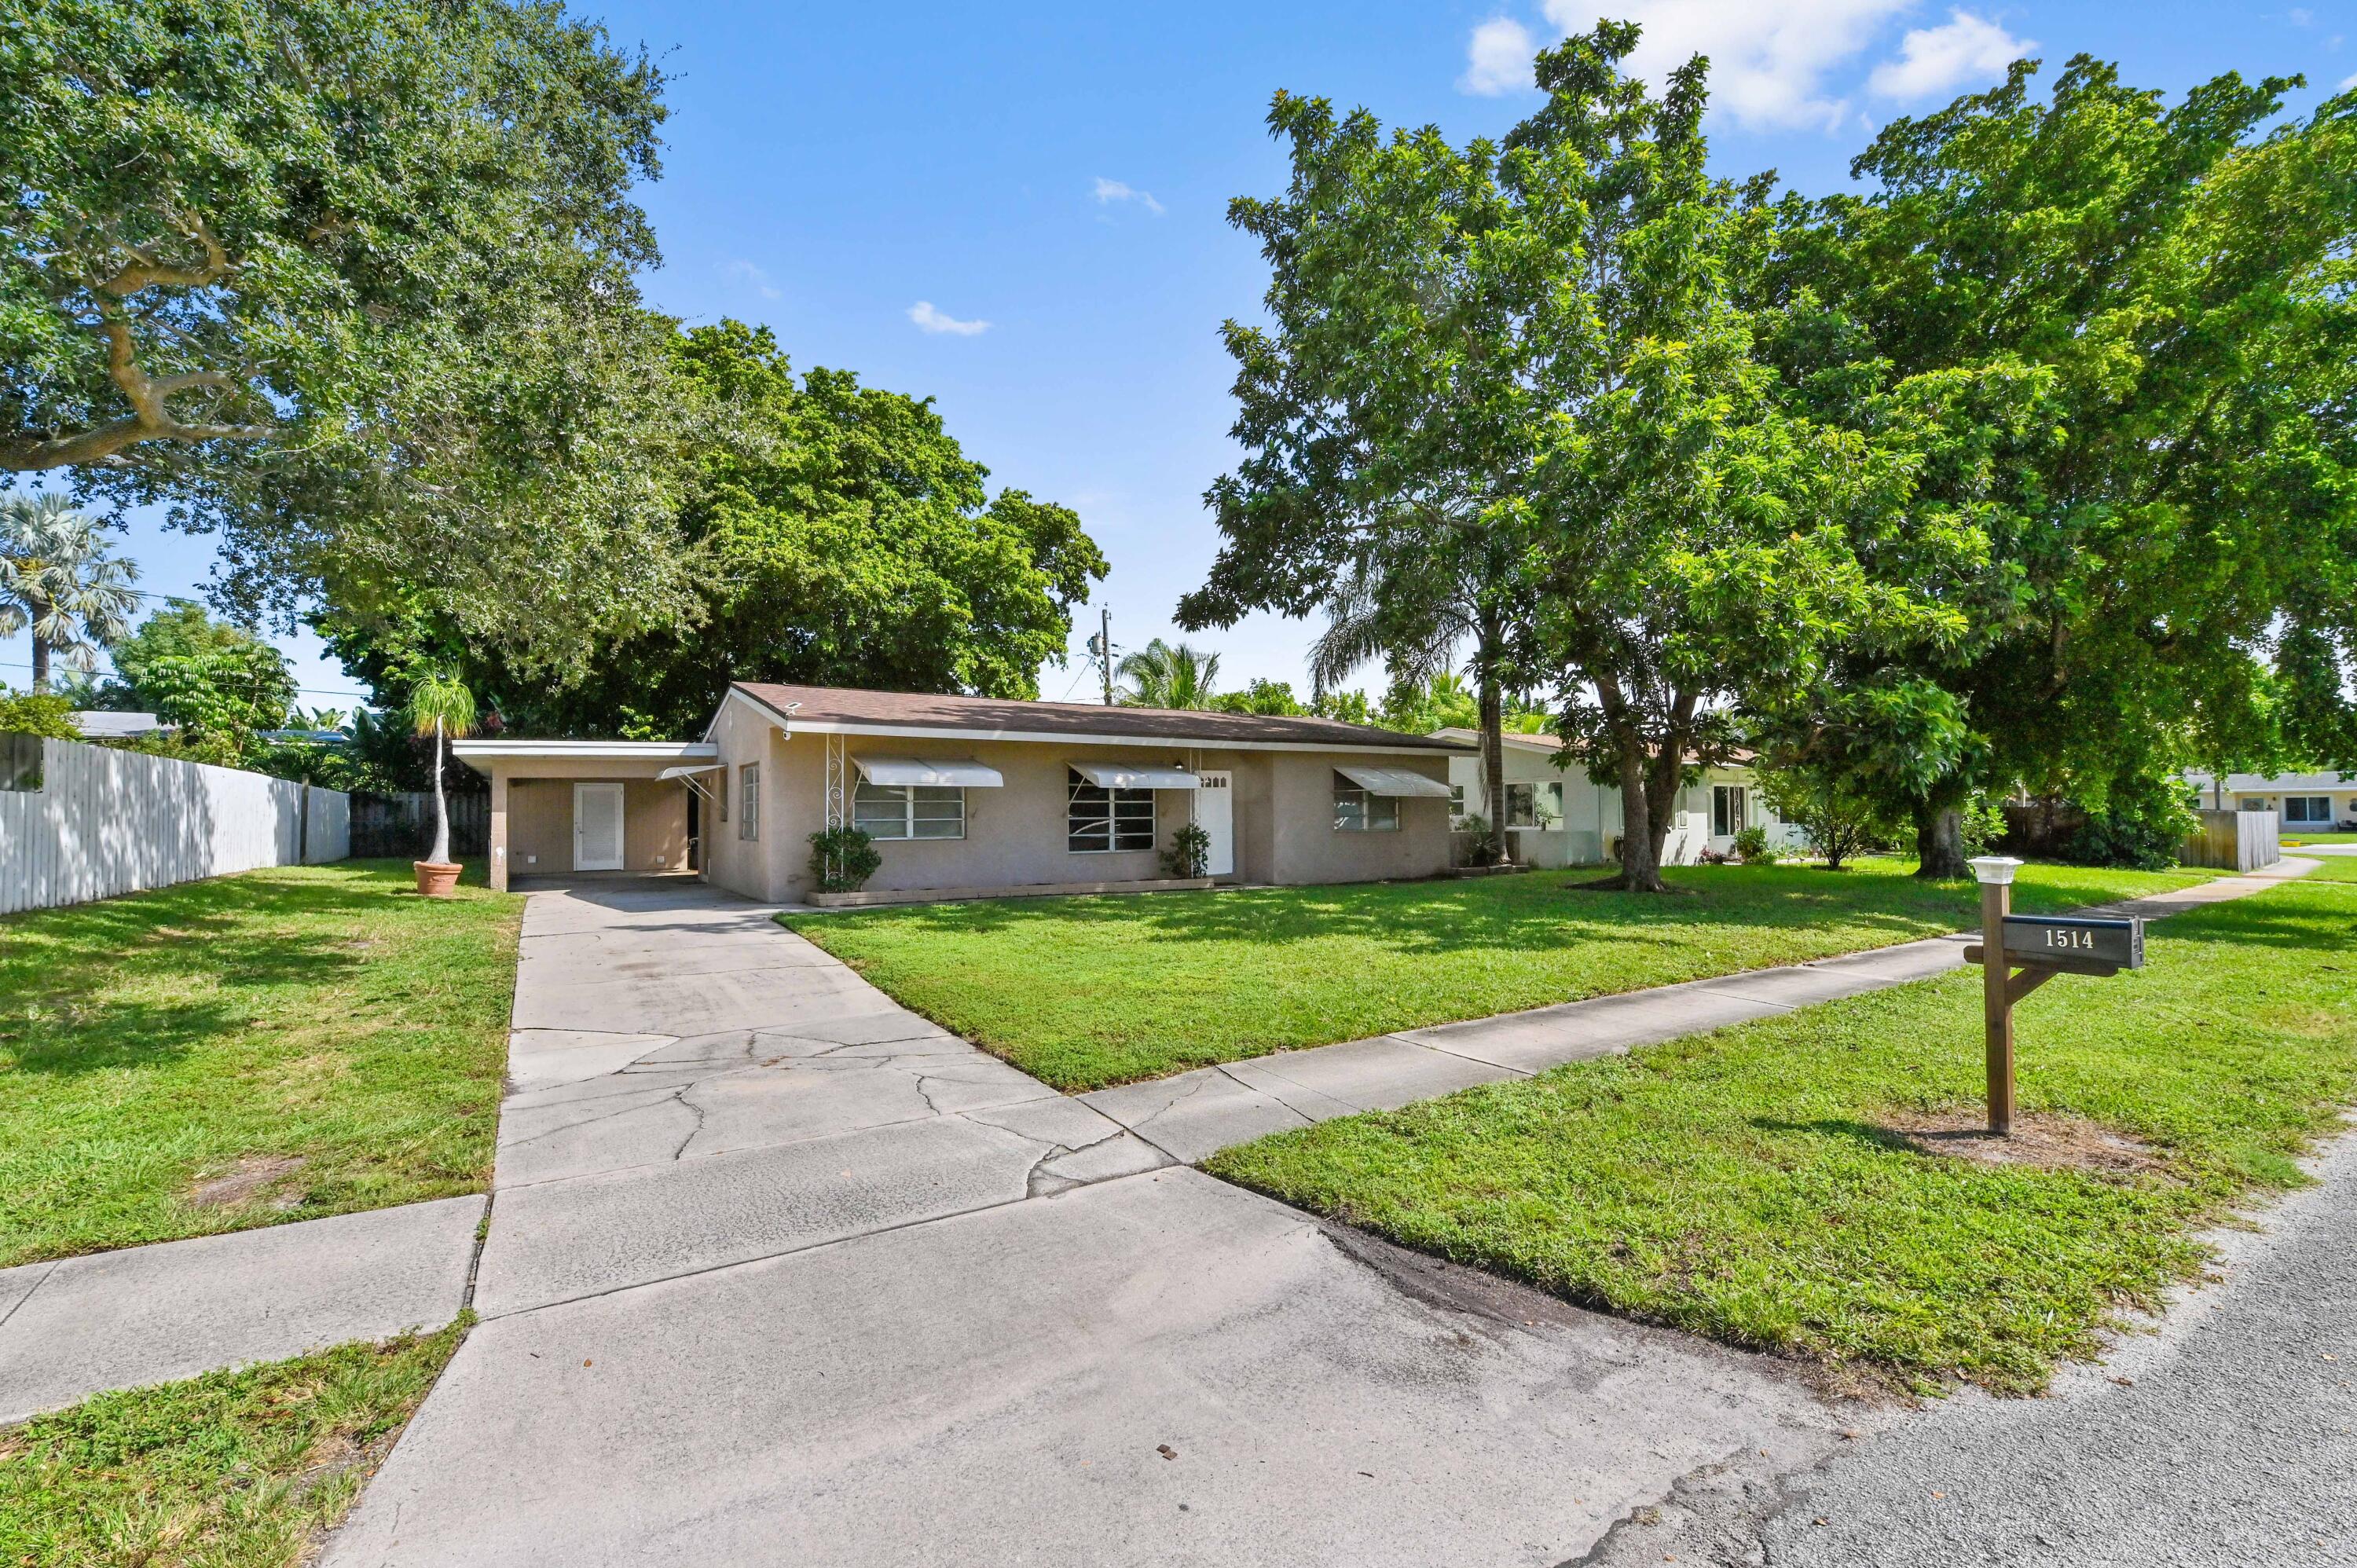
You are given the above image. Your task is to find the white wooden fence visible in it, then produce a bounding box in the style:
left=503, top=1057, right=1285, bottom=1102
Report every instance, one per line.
left=0, top=737, right=350, bottom=914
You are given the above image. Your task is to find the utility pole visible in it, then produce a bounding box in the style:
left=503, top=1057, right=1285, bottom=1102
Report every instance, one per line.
left=1086, top=606, right=1115, bottom=705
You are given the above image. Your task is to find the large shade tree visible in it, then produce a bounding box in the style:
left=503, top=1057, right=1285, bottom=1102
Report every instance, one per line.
left=1750, top=57, right=2357, bottom=870
left=1179, top=88, right=1538, bottom=852
left=0, top=495, right=139, bottom=691
left=324, top=322, right=1107, bottom=735
left=2, top=0, right=701, bottom=675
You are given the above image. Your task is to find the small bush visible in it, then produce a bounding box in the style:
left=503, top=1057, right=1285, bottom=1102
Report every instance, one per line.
left=1162, top=821, right=1211, bottom=878
left=2062, top=774, right=2199, bottom=870
left=1730, top=825, right=1780, bottom=863
left=0, top=687, right=79, bottom=740
left=807, top=826, right=882, bottom=892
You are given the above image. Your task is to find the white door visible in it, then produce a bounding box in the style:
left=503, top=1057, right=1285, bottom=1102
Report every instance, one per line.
left=573, top=782, right=626, bottom=871
left=1197, top=771, right=1234, bottom=877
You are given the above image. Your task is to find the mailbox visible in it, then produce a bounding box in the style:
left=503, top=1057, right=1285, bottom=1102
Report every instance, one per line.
left=1999, top=915, right=2143, bottom=972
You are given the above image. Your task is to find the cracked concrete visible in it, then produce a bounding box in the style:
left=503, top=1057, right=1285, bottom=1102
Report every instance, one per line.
left=324, top=863, right=2323, bottom=1565
left=322, top=876, right=1860, bottom=1567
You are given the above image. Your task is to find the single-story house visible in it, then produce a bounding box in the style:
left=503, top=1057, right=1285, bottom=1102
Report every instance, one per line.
left=455, top=682, right=1470, bottom=901
left=1431, top=727, right=1803, bottom=867
left=2183, top=770, right=2356, bottom=830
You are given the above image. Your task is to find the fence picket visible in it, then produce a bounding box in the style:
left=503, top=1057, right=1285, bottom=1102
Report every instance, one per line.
left=0, top=737, right=353, bottom=914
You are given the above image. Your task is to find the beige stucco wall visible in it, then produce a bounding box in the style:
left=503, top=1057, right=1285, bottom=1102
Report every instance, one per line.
left=505, top=778, right=687, bottom=877
left=700, top=698, right=1455, bottom=901
left=1264, top=750, right=1452, bottom=885
left=474, top=754, right=698, bottom=888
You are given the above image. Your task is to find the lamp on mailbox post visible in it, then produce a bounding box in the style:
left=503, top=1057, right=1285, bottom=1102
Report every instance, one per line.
left=1965, top=855, right=2145, bottom=1137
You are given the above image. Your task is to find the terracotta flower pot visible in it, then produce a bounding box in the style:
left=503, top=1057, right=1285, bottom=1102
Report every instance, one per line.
left=413, top=861, right=463, bottom=898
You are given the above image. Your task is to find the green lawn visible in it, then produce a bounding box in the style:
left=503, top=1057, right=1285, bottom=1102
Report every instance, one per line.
left=0, top=861, right=521, bottom=1267
left=2296, top=852, right=2357, bottom=881
left=783, top=859, right=2208, bottom=1090
left=0, top=1324, right=462, bottom=1566
left=1206, top=874, right=2357, bottom=1395
left=2284, top=830, right=2357, bottom=844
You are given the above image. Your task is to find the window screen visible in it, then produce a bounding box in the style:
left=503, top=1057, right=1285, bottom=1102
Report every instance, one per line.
left=855, top=780, right=966, bottom=840
left=1333, top=772, right=1400, bottom=832
left=1068, top=769, right=1153, bottom=851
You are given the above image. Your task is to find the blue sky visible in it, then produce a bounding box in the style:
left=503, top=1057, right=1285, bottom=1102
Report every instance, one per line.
left=11, top=1, right=2348, bottom=713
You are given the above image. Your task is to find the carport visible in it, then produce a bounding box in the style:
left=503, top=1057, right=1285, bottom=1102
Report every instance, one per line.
left=450, top=740, right=720, bottom=891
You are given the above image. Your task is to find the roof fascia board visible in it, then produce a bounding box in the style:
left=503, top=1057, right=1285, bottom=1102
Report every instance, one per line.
left=782, top=716, right=1467, bottom=756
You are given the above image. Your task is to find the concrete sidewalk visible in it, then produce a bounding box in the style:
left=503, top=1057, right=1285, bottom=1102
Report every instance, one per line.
left=1082, top=860, right=2319, bottom=1163
left=321, top=877, right=1857, bottom=1568
left=0, top=1195, right=482, bottom=1423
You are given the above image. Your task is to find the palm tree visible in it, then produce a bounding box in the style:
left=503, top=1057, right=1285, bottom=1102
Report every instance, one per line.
left=1309, top=545, right=1523, bottom=860
left=0, top=495, right=140, bottom=692
left=1117, top=639, right=1221, bottom=709
left=406, top=671, right=478, bottom=870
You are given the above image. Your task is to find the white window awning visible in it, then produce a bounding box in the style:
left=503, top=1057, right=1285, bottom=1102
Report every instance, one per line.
left=853, top=756, right=1005, bottom=788
left=1335, top=764, right=1453, bottom=799
left=655, top=763, right=726, bottom=782
left=1069, top=760, right=1200, bottom=789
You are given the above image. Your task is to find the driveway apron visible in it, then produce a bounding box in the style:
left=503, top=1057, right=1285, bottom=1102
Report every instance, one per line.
left=324, top=877, right=1848, bottom=1567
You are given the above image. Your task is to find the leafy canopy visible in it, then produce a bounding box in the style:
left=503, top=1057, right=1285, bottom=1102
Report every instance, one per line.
left=1751, top=56, right=2357, bottom=811
left=324, top=321, right=1106, bottom=737
left=2, top=0, right=700, bottom=673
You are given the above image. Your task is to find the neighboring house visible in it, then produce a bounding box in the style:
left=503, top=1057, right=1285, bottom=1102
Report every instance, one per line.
left=455, top=682, right=1468, bottom=900
left=1431, top=728, right=1800, bottom=866
left=68, top=711, right=170, bottom=740
left=2183, top=770, right=2356, bottom=831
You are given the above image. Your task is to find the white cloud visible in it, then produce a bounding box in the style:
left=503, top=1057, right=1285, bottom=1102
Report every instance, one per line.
left=2344, top=70, right=2357, bottom=90
left=2289, top=7, right=2313, bottom=25
left=1868, top=10, right=2033, bottom=100
left=1091, top=177, right=1165, bottom=215
left=723, top=259, right=781, bottom=300
left=1460, top=16, right=1538, bottom=97
left=907, top=300, right=989, bottom=336
left=1541, top=0, right=1910, bottom=131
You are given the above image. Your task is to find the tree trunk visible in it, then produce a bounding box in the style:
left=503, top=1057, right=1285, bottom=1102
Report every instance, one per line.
left=1913, top=786, right=1967, bottom=878
left=29, top=636, right=49, bottom=694
left=1476, top=650, right=1506, bottom=864
left=1614, top=739, right=1666, bottom=892
left=427, top=719, right=453, bottom=865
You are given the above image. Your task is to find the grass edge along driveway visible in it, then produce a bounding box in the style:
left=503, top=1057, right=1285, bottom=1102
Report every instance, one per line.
left=783, top=860, right=2209, bottom=1091
left=1206, top=874, right=2357, bottom=1396
left=0, top=860, right=522, bottom=1268
left=0, top=1323, right=464, bottom=1566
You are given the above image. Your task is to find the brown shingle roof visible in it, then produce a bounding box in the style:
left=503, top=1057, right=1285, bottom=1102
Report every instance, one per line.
left=730, top=682, right=1470, bottom=753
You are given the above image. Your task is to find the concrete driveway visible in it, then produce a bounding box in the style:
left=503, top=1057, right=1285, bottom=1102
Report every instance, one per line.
left=324, top=877, right=1851, bottom=1567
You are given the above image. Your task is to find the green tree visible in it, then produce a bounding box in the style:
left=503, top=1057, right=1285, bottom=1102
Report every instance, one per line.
left=0, top=495, right=139, bottom=692
left=1116, top=639, right=1221, bottom=709
left=1751, top=57, right=2357, bottom=870
left=322, top=321, right=1105, bottom=735
left=1209, top=678, right=1307, bottom=716
left=1376, top=672, right=1483, bottom=735
left=405, top=672, right=478, bottom=868
left=1507, top=27, right=1946, bottom=890
left=1179, top=84, right=1538, bottom=856
left=2, top=0, right=700, bottom=673
left=105, top=599, right=291, bottom=709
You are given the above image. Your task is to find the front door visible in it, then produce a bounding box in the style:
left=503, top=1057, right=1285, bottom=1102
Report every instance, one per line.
left=1197, top=771, right=1234, bottom=877
left=574, top=782, right=626, bottom=871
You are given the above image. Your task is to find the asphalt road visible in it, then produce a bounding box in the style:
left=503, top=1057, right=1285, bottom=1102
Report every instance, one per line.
left=1576, top=1125, right=2357, bottom=1568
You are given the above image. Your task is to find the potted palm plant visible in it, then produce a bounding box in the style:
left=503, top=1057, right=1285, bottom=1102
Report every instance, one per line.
left=406, top=670, right=477, bottom=896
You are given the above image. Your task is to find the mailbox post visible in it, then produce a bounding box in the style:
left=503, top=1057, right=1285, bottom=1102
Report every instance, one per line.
left=1965, top=855, right=2145, bottom=1136
left=1970, top=856, right=2020, bottom=1135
